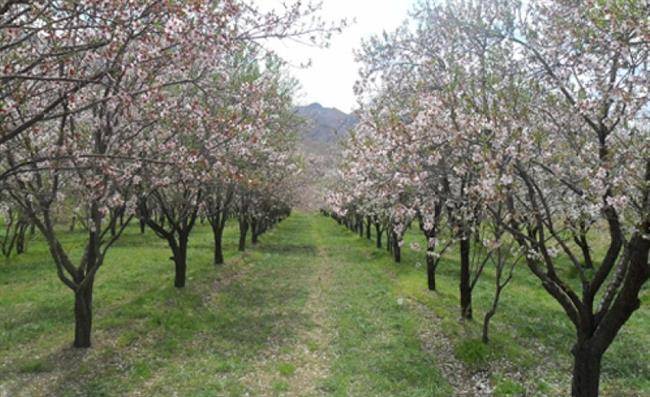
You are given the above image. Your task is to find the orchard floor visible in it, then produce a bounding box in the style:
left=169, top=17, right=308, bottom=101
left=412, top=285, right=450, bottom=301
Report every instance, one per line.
left=0, top=213, right=648, bottom=396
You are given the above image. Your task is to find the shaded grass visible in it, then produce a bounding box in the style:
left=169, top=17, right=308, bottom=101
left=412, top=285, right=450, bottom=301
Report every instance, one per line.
left=0, top=219, right=314, bottom=396
left=1, top=213, right=452, bottom=397
left=330, top=217, right=649, bottom=396
left=2, top=213, right=646, bottom=396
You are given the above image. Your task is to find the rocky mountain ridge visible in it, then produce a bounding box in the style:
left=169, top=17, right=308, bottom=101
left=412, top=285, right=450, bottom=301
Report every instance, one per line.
left=295, top=103, right=358, bottom=145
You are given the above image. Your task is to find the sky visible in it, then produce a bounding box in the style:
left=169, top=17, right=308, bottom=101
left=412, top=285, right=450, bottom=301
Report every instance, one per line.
left=264, top=0, right=416, bottom=113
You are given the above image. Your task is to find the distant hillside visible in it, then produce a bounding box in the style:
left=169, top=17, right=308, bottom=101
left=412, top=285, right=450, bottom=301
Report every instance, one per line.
left=295, top=103, right=358, bottom=144
left=293, top=103, right=357, bottom=210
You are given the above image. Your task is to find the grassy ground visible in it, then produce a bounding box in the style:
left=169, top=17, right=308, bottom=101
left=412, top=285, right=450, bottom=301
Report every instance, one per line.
left=375, top=220, right=650, bottom=396
left=0, top=213, right=647, bottom=396
left=1, top=214, right=448, bottom=396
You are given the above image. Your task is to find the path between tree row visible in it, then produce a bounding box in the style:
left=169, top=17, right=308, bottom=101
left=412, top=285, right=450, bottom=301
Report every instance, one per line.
left=232, top=213, right=457, bottom=396
left=3, top=213, right=646, bottom=396
left=1, top=213, right=474, bottom=397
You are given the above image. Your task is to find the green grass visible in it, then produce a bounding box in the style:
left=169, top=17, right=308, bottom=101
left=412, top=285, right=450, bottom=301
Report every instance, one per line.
left=0, top=218, right=312, bottom=396
left=492, top=374, right=526, bottom=396
left=0, top=214, right=448, bottom=396
left=0, top=213, right=647, bottom=396
left=343, top=218, right=650, bottom=396
left=312, top=217, right=451, bottom=397
left=277, top=362, right=296, bottom=377
left=453, top=339, right=491, bottom=370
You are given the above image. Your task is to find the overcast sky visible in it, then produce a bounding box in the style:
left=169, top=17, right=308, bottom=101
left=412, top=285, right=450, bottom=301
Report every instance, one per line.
left=264, top=1, right=416, bottom=113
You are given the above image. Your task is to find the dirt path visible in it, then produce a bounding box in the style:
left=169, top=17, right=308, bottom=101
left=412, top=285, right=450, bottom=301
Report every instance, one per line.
left=281, top=229, right=336, bottom=396
left=239, top=218, right=337, bottom=396
left=410, top=301, right=493, bottom=396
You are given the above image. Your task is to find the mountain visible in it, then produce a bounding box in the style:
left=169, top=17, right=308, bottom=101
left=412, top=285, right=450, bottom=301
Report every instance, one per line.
left=295, top=103, right=358, bottom=145
left=293, top=103, right=357, bottom=210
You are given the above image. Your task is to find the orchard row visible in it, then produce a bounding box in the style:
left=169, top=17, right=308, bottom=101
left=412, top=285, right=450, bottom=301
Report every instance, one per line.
left=325, top=2, right=649, bottom=397
left=0, top=1, right=337, bottom=348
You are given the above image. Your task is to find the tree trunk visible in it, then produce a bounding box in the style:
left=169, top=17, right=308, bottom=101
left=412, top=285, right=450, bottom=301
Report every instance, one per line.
left=366, top=217, right=372, bottom=240
left=571, top=342, right=602, bottom=397
left=482, top=295, right=500, bottom=343
left=16, top=223, right=27, bottom=254
left=212, top=225, right=224, bottom=265
left=251, top=220, right=259, bottom=245
left=482, top=261, right=510, bottom=344
left=238, top=218, right=248, bottom=252
left=174, top=255, right=187, bottom=288
left=460, top=238, right=472, bottom=320
left=375, top=223, right=382, bottom=248
left=73, top=281, right=94, bottom=348
left=173, top=234, right=188, bottom=288
left=139, top=217, right=146, bottom=234
left=214, top=236, right=224, bottom=265
left=392, top=231, right=401, bottom=263
left=578, top=240, right=593, bottom=269
left=426, top=253, right=436, bottom=291
left=387, top=230, right=392, bottom=253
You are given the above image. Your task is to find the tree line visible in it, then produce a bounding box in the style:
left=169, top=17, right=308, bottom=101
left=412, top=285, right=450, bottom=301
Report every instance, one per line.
left=0, top=0, right=341, bottom=349
left=325, top=1, right=649, bottom=396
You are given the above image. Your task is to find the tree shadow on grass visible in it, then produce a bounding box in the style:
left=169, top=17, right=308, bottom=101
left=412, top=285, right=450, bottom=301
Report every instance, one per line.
left=4, top=253, right=311, bottom=396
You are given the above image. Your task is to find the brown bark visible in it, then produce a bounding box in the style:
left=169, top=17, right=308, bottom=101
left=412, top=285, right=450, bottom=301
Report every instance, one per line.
left=571, top=342, right=602, bottom=397
left=374, top=222, right=382, bottom=248
left=387, top=229, right=392, bottom=253
left=15, top=222, right=27, bottom=254
left=238, top=217, right=248, bottom=252
left=426, top=253, right=436, bottom=291
left=392, top=231, right=401, bottom=263
left=210, top=216, right=226, bottom=265
left=73, top=281, right=93, bottom=348
left=171, top=234, right=188, bottom=288
left=460, top=238, right=472, bottom=320
left=251, top=219, right=259, bottom=245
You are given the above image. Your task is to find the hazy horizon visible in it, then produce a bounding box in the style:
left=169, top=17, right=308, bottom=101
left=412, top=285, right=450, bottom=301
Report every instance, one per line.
left=263, top=0, right=416, bottom=113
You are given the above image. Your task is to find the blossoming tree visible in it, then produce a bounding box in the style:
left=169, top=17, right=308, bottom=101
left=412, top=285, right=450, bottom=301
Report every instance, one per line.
left=328, top=1, right=649, bottom=395
left=0, top=0, right=338, bottom=348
